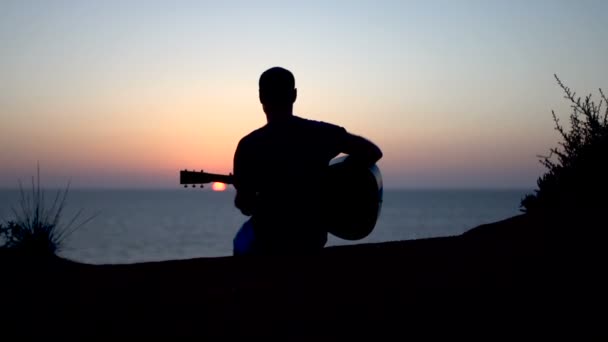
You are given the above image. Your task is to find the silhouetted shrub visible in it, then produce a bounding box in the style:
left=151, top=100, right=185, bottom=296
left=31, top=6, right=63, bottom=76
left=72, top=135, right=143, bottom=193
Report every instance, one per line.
left=521, top=75, right=608, bottom=217
left=0, top=169, right=95, bottom=257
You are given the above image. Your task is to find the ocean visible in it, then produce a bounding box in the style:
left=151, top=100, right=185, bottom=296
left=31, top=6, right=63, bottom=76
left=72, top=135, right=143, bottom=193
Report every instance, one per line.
left=0, top=189, right=528, bottom=264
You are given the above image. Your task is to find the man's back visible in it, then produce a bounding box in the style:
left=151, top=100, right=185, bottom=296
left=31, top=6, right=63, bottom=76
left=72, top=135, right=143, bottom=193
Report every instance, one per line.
left=234, top=115, right=347, bottom=253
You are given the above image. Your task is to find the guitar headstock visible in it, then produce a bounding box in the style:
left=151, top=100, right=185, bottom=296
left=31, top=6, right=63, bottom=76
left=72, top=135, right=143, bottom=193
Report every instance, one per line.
left=180, top=170, right=234, bottom=188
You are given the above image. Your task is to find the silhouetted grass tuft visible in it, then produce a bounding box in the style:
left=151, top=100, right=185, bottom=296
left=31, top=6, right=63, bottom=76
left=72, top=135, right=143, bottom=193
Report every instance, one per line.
left=0, top=167, right=96, bottom=258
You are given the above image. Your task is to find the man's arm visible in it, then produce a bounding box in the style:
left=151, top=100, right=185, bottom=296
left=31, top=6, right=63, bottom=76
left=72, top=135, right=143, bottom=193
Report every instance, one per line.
left=233, top=140, right=256, bottom=216
left=235, top=190, right=255, bottom=216
left=341, top=132, right=383, bottom=167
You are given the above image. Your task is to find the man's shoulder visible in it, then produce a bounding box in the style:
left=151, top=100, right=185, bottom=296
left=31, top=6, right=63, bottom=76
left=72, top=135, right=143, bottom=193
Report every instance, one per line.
left=238, top=116, right=346, bottom=148
left=238, top=125, right=268, bottom=146
left=293, top=115, right=346, bottom=133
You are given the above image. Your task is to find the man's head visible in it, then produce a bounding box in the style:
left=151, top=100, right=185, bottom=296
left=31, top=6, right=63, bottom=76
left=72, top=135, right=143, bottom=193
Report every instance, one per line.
left=259, top=67, right=297, bottom=117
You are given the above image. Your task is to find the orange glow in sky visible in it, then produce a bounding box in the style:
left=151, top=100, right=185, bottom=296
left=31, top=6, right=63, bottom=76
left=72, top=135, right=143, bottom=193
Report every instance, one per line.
left=212, top=182, right=227, bottom=192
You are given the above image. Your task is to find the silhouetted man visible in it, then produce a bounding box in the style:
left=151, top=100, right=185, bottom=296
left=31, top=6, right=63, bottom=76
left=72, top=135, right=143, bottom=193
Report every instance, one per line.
left=233, top=67, right=382, bottom=255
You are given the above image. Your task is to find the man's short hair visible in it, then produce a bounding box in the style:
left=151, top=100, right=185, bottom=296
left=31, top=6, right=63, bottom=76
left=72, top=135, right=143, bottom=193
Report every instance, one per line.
left=259, top=67, right=295, bottom=105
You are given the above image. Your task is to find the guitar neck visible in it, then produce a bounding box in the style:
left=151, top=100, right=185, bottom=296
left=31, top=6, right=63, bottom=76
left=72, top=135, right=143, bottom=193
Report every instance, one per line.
left=180, top=170, right=234, bottom=185
left=205, top=173, right=234, bottom=184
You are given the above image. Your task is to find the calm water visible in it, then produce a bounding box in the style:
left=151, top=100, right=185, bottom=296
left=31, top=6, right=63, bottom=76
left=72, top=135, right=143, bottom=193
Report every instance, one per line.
left=0, top=189, right=528, bottom=264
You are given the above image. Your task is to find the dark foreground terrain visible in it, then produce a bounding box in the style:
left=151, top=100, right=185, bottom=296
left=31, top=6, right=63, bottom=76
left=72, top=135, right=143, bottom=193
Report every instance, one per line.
left=1, top=214, right=604, bottom=339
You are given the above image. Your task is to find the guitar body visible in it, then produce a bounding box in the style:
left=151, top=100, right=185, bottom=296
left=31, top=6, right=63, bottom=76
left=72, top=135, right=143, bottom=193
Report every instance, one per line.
left=324, top=156, right=383, bottom=240
left=180, top=156, right=383, bottom=241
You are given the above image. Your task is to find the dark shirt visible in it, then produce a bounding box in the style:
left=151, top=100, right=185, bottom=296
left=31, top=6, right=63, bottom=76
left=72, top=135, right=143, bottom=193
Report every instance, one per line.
left=233, top=115, right=348, bottom=253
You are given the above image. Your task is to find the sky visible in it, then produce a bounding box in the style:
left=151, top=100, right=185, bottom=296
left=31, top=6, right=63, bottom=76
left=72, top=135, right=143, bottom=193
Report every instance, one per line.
left=1, top=0, right=607, bottom=189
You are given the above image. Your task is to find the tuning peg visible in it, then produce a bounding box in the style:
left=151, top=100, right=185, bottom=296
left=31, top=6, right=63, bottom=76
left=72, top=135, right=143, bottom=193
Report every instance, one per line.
left=191, top=184, right=195, bottom=188
left=200, top=185, right=204, bottom=188
left=184, top=185, right=187, bottom=188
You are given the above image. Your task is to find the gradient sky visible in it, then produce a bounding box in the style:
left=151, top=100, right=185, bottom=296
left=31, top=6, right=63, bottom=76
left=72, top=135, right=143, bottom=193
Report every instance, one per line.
left=1, top=0, right=607, bottom=189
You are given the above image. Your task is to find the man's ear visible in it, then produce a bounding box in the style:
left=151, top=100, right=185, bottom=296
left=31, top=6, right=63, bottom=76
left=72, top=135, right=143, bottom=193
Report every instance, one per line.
left=292, top=88, right=297, bottom=103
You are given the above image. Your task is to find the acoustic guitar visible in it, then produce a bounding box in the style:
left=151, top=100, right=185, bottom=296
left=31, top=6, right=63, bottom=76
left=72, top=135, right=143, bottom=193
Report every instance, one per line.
left=180, top=156, right=383, bottom=241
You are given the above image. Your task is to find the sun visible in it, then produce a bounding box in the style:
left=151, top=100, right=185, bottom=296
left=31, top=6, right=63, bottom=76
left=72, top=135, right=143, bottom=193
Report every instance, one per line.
left=212, top=182, right=227, bottom=192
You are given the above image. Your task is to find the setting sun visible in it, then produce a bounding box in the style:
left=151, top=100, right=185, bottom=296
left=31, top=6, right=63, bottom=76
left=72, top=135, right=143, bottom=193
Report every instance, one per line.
left=212, top=182, right=227, bottom=192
